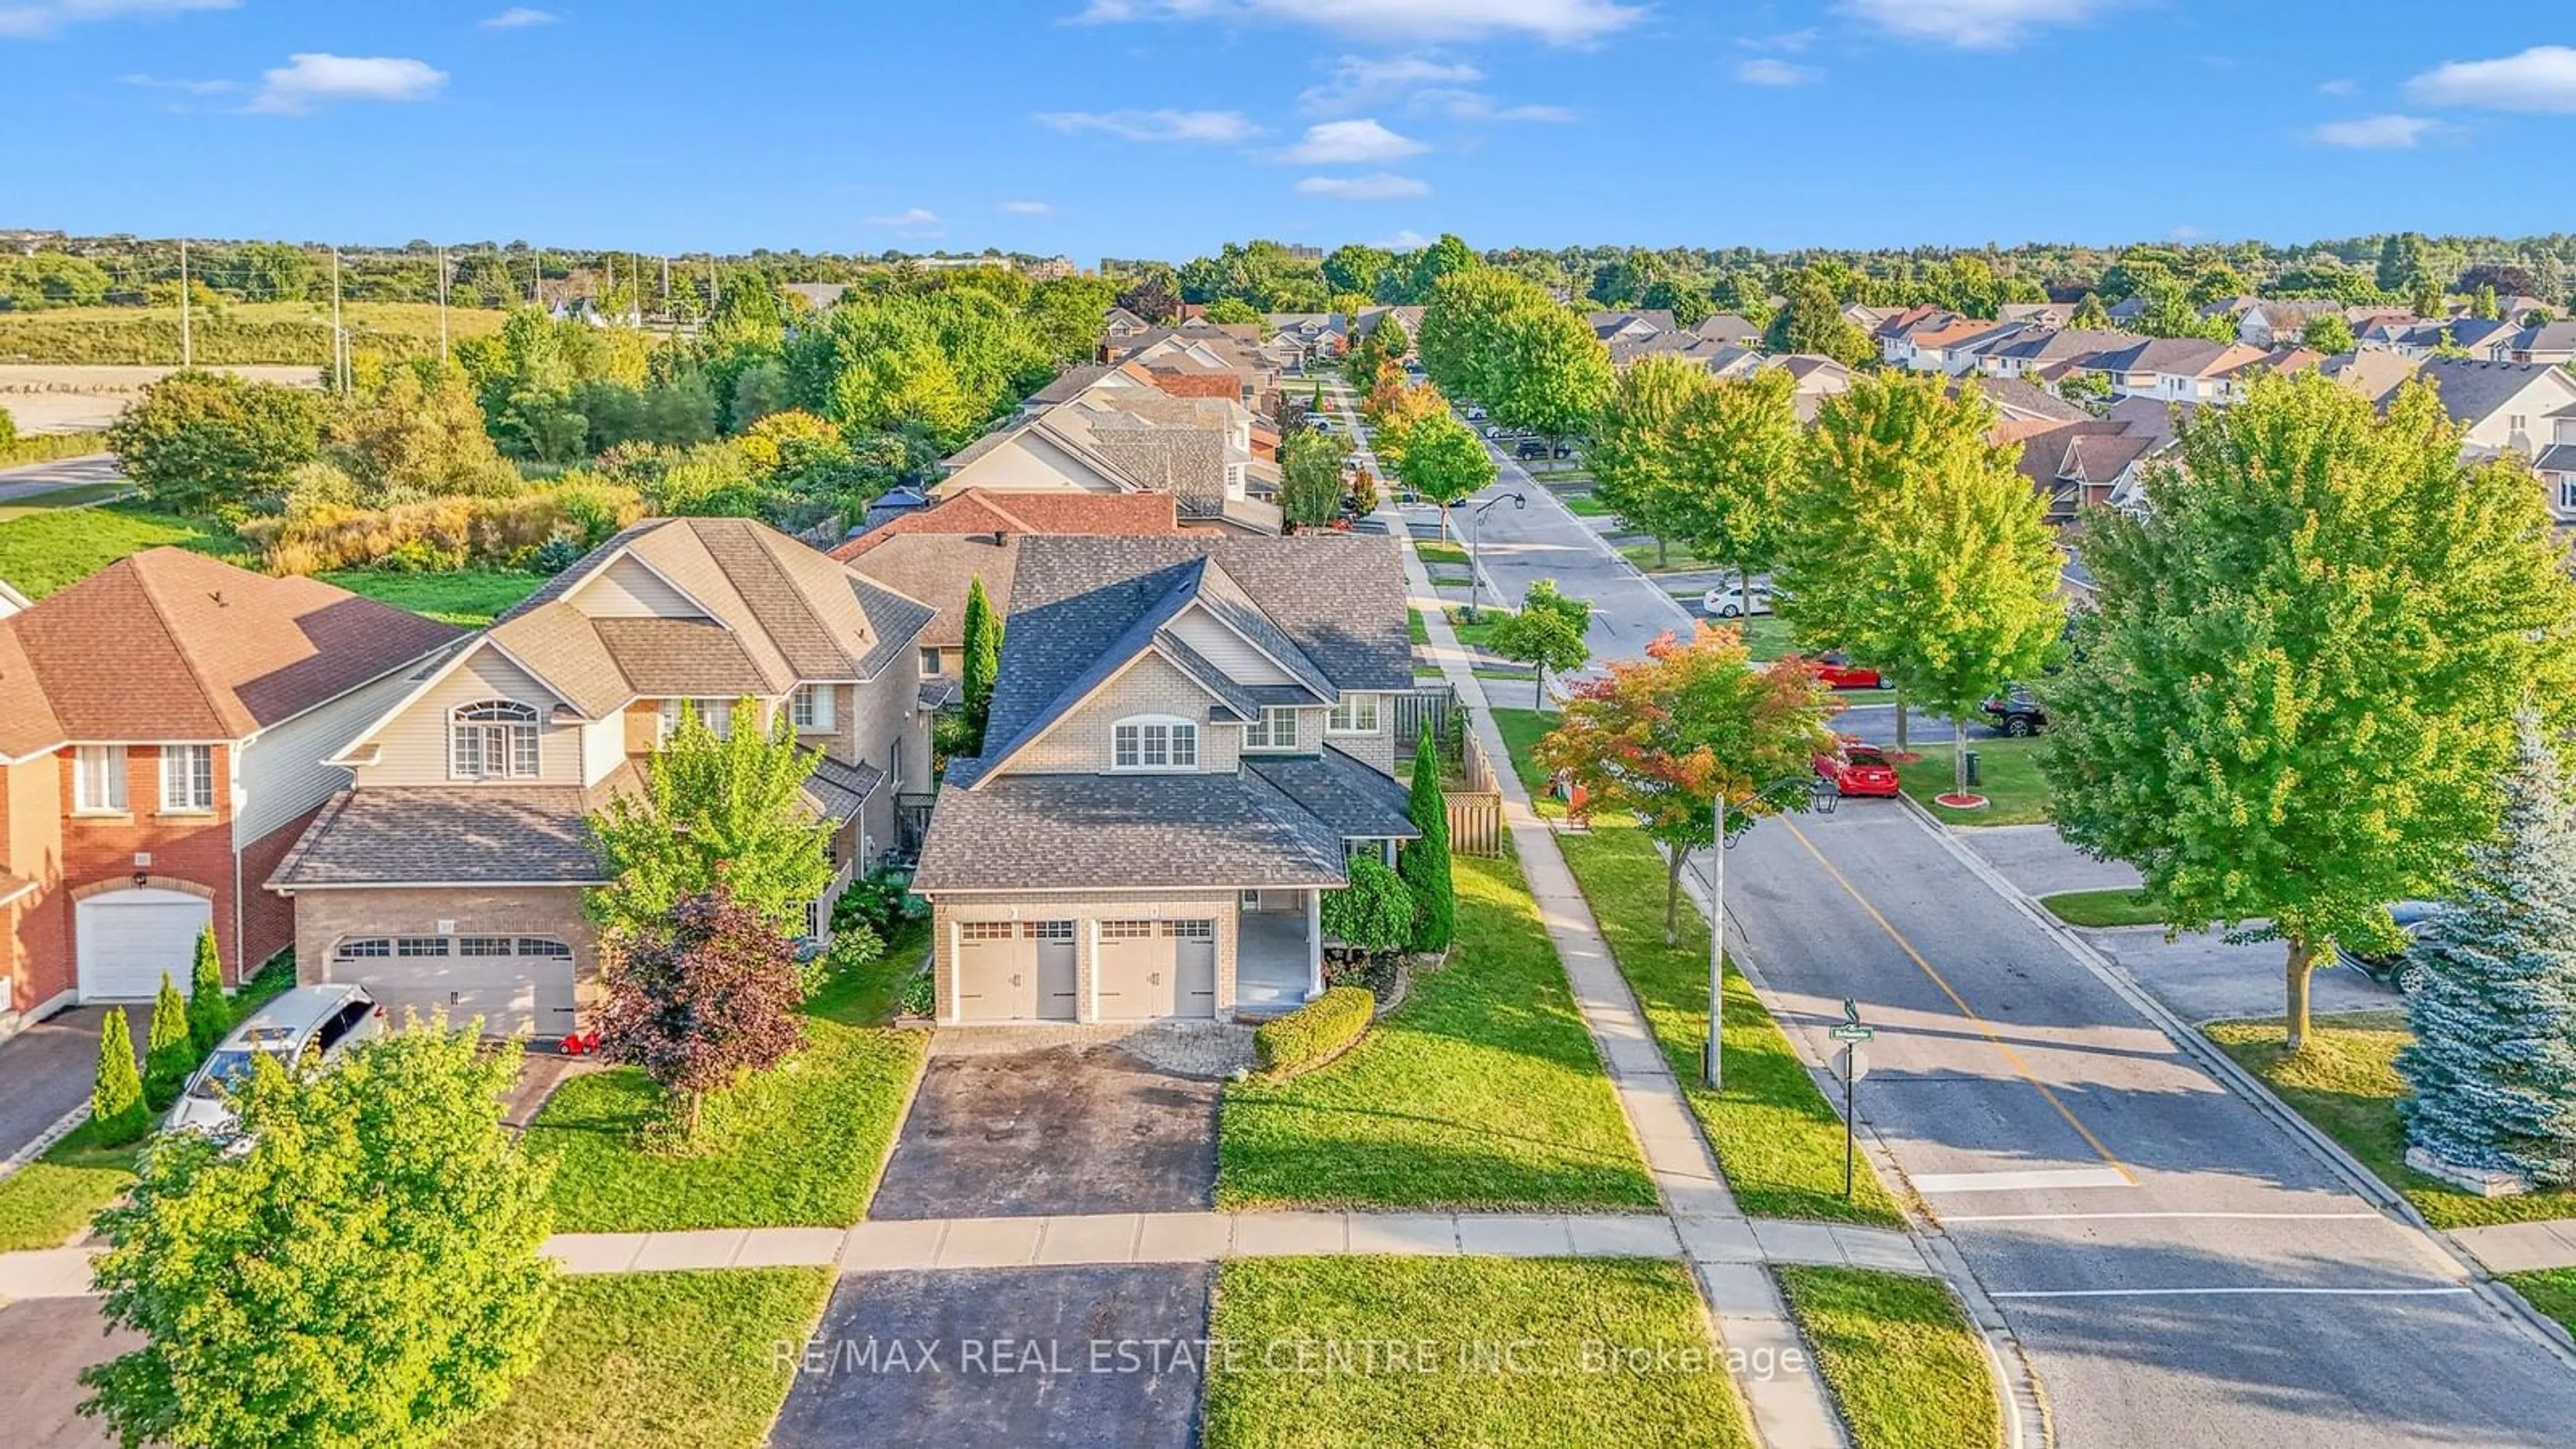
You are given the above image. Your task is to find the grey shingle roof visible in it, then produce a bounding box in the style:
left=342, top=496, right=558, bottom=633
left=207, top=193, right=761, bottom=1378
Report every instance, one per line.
left=910, top=770, right=1348, bottom=892
left=1244, top=746, right=1420, bottom=841
left=801, top=756, right=884, bottom=823
left=270, top=788, right=604, bottom=888
left=2417, top=358, right=2566, bottom=425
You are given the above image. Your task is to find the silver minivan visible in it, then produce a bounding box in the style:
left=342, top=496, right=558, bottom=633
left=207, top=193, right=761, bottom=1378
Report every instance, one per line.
left=164, top=983, right=387, bottom=1136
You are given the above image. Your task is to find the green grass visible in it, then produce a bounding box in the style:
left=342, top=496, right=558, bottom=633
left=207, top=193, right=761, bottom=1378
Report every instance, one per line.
left=1560, top=490, right=1613, bottom=517
left=802, top=918, right=931, bottom=1026
left=318, top=567, right=547, bottom=627
left=2039, top=889, right=2163, bottom=928
left=1203, top=1256, right=1754, bottom=1449
left=1776, top=1267, right=2001, bottom=1449
left=1414, top=539, right=1470, bottom=567
left=1896, top=739, right=2052, bottom=827
left=0, top=1115, right=146, bottom=1251
left=2203, top=1011, right=2576, bottom=1230
left=0, top=480, right=134, bottom=521
left=1444, top=604, right=1505, bottom=652
left=1619, top=541, right=1717, bottom=573
left=1407, top=606, right=1430, bottom=645
left=0, top=430, right=111, bottom=468
left=1490, top=704, right=1559, bottom=806
left=1218, top=845, right=1656, bottom=1210
left=2502, top=1269, right=2576, bottom=1338
left=444, top=1267, right=831, bottom=1449
left=0, top=301, right=506, bottom=366
left=0, top=500, right=244, bottom=596
left=524, top=1014, right=926, bottom=1232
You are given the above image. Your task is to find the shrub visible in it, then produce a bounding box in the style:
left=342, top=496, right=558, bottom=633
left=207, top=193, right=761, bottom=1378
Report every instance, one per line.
left=833, top=871, right=915, bottom=939
left=1400, top=726, right=1456, bottom=952
left=189, top=926, right=229, bottom=1057
left=246, top=476, right=643, bottom=575
left=1253, top=985, right=1375, bottom=1075
left=92, top=1007, right=148, bottom=1145
left=802, top=920, right=886, bottom=1001
left=143, top=972, right=195, bottom=1112
left=896, top=969, right=935, bottom=1018
left=1320, top=854, right=1414, bottom=961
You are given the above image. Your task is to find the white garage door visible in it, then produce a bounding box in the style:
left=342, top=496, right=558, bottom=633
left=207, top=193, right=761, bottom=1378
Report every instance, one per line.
left=330, top=934, right=577, bottom=1037
left=76, top=888, right=213, bottom=1002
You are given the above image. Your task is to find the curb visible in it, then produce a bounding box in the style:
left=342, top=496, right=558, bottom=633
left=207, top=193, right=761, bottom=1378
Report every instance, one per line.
left=1893, top=794, right=2576, bottom=1373
left=0, top=1101, right=93, bottom=1183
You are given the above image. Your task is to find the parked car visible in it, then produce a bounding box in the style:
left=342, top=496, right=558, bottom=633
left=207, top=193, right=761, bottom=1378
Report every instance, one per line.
left=1515, top=439, right=1550, bottom=460
left=1980, top=686, right=2047, bottom=737
left=1702, top=584, right=1773, bottom=618
left=1309, top=415, right=1338, bottom=434
left=1464, top=406, right=1487, bottom=421
left=2334, top=902, right=2439, bottom=987
left=1814, top=740, right=1902, bottom=798
left=164, top=983, right=388, bottom=1137
left=1805, top=651, right=1890, bottom=690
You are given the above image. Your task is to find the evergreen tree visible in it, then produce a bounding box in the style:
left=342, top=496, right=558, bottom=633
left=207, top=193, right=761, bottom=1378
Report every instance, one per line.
left=188, top=927, right=226, bottom=1057
left=1399, top=725, right=1455, bottom=953
left=2068, top=292, right=2112, bottom=329
left=2397, top=715, right=2576, bottom=1185
left=962, top=574, right=1002, bottom=747
left=143, top=973, right=194, bottom=1112
left=92, top=1008, right=148, bottom=1145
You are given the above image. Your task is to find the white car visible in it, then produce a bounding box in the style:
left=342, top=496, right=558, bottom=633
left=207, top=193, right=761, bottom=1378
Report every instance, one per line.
left=163, top=983, right=387, bottom=1136
left=1702, top=584, right=1774, bottom=618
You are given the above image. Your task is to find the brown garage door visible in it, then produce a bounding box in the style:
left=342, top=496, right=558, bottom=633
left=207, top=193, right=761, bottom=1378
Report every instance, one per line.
left=1095, top=918, right=1177, bottom=1019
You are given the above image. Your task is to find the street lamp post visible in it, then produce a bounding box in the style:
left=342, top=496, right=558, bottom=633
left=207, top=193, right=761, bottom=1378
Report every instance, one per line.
left=1466, top=491, right=1526, bottom=621
left=1705, top=775, right=1837, bottom=1089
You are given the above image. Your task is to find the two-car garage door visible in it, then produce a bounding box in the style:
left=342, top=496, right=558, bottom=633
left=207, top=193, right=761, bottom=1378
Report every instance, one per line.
left=329, top=934, right=578, bottom=1037
left=953, top=918, right=1217, bottom=1021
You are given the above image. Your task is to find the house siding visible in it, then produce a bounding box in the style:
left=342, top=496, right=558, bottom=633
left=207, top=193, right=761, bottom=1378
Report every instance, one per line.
left=565, top=553, right=703, bottom=618
left=352, top=648, right=584, bottom=788
left=235, top=666, right=423, bottom=845
left=1010, top=653, right=1238, bottom=775
left=1166, top=607, right=1295, bottom=683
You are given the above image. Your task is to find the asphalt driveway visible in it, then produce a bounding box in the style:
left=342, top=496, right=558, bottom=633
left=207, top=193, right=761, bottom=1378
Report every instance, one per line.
left=0, top=1008, right=126, bottom=1161
left=770, top=1265, right=1210, bottom=1449
left=0, top=1297, right=136, bottom=1448
left=867, top=1044, right=1218, bottom=1220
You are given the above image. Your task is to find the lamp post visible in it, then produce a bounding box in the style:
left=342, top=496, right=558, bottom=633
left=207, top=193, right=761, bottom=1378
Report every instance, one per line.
left=1706, top=775, right=1837, bottom=1088
left=1465, top=491, right=1526, bottom=621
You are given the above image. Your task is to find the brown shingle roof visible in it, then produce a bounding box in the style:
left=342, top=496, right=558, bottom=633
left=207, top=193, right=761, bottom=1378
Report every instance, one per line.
left=0, top=549, right=458, bottom=756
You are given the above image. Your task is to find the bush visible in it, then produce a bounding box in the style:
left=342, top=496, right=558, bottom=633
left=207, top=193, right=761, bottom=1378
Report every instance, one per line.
left=801, top=920, right=886, bottom=1001
left=833, top=871, right=916, bottom=939
left=91, top=1007, right=148, bottom=1146
left=246, top=476, right=643, bottom=575
left=896, top=969, right=935, bottom=1018
left=189, top=926, right=229, bottom=1057
left=1320, top=854, right=1414, bottom=961
left=143, top=972, right=194, bottom=1112
left=1253, top=985, right=1375, bottom=1075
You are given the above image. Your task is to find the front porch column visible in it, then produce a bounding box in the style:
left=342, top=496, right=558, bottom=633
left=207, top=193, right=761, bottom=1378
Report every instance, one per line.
left=1307, top=888, right=1324, bottom=1002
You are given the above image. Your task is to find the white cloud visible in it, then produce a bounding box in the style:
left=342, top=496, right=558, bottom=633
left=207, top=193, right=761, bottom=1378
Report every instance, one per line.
left=1738, top=26, right=1818, bottom=51
left=867, top=207, right=945, bottom=235
left=2405, top=45, right=2576, bottom=113
left=1295, top=172, right=1430, bottom=201
left=121, top=71, right=234, bottom=93
left=0, top=0, right=232, bottom=40
left=1276, top=117, right=1427, bottom=164
left=479, top=7, right=558, bottom=28
left=1299, top=53, right=1481, bottom=112
left=1380, top=229, right=1430, bottom=248
left=1411, top=87, right=1574, bottom=121
left=1837, top=0, right=2112, bottom=50
left=2309, top=113, right=2439, bottom=149
left=2317, top=77, right=2357, bottom=96
left=1076, top=0, right=1642, bottom=47
left=998, top=200, right=1053, bottom=215
left=1034, top=107, right=1260, bottom=143
left=249, top=54, right=447, bottom=113
left=1735, top=57, right=1821, bottom=86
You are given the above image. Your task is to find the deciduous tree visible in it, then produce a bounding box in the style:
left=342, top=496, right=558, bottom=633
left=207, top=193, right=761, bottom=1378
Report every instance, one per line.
left=1537, top=626, right=1839, bottom=942
left=1391, top=408, right=1495, bottom=541
left=2045, top=373, right=2576, bottom=1052
left=595, top=885, right=809, bottom=1136
left=80, top=1026, right=555, bottom=1449
left=1320, top=853, right=1415, bottom=963
left=108, top=370, right=327, bottom=513
left=2302, top=313, right=2357, bottom=354
left=1487, top=578, right=1593, bottom=708
left=1588, top=354, right=1711, bottom=568
left=586, top=698, right=833, bottom=943
left=1671, top=368, right=1801, bottom=619
left=1279, top=428, right=1350, bottom=531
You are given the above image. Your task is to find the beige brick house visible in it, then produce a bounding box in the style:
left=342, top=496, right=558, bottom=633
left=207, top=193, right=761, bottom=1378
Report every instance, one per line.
left=910, top=535, right=1415, bottom=1024
left=266, top=517, right=934, bottom=1036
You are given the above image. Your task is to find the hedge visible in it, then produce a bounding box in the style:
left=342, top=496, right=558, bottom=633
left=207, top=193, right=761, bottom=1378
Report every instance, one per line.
left=1253, top=985, right=1375, bottom=1075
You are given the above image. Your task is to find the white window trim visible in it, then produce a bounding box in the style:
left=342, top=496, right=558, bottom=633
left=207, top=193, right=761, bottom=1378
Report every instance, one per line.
left=791, top=684, right=835, bottom=733
left=449, top=700, right=540, bottom=782
left=159, top=744, right=215, bottom=814
left=1326, top=693, right=1379, bottom=735
left=1244, top=706, right=1302, bottom=752
left=1110, top=714, right=1200, bottom=772
left=657, top=698, right=735, bottom=744
left=72, top=745, right=128, bottom=814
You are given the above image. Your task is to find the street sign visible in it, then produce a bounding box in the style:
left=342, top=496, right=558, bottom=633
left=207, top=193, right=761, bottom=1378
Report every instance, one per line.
left=1832, top=1044, right=1869, bottom=1083
left=1829, top=1023, right=1876, bottom=1043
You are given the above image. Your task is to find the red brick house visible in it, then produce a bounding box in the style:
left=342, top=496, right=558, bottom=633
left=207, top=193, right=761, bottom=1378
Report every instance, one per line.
left=0, top=549, right=457, bottom=1038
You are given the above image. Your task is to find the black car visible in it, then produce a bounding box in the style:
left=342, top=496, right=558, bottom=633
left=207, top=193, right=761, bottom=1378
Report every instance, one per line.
left=1515, top=439, right=1549, bottom=459
left=1980, top=687, right=2046, bottom=737
left=2334, top=902, right=2438, bottom=987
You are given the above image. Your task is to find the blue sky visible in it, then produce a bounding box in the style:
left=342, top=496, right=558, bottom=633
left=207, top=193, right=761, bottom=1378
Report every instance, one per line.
left=3, top=1, right=2573, bottom=260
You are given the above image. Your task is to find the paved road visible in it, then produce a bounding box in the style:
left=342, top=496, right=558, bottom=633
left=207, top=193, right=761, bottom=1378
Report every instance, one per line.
left=0, top=453, right=123, bottom=502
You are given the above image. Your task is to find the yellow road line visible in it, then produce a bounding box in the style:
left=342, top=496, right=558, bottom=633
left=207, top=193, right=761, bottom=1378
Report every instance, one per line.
left=1783, top=818, right=2135, bottom=1183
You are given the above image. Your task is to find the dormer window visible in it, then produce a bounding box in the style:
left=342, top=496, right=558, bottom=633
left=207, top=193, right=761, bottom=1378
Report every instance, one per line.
left=1244, top=706, right=1301, bottom=751
left=451, top=701, right=539, bottom=780
left=1112, top=716, right=1198, bottom=771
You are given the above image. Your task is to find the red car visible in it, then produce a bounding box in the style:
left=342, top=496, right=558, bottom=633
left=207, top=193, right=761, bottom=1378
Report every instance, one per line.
left=1814, top=741, right=1902, bottom=798
left=1806, top=651, right=1890, bottom=691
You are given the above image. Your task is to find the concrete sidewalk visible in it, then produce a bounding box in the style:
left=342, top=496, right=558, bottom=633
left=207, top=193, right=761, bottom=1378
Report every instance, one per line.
left=2453, top=1220, right=2576, bottom=1276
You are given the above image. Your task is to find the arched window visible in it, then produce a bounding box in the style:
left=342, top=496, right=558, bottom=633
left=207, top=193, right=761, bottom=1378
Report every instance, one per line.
left=1111, top=714, right=1199, bottom=771
left=450, top=700, right=539, bottom=780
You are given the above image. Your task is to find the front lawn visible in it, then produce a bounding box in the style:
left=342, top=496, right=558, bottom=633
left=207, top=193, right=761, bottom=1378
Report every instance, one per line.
left=525, top=1016, right=926, bottom=1232
left=1561, top=490, right=1613, bottom=517
left=1896, top=738, right=2052, bottom=827
left=321, top=567, right=547, bottom=627
left=2202, top=1012, right=2576, bottom=1230
left=1217, top=845, right=1656, bottom=1210
left=444, top=1267, right=831, bottom=1449
left=803, top=918, right=932, bottom=1027
left=1776, top=1267, right=2000, bottom=1449
left=2502, top=1269, right=2576, bottom=1338
left=1444, top=604, right=1505, bottom=651
left=1414, top=539, right=1470, bottom=567
left=0, top=502, right=242, bottom=596
left=1618, top=541, right=1717, bottom=574
left=2039, top=889, right=2162, bottom=928
left=1203, top=1256, right=1754, bottom=1449
left=0, top=1116, right=145, bottom=1251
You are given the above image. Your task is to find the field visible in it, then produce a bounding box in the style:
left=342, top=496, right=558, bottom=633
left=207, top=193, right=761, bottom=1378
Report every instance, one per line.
left=0, top=302, right=506, bottom=368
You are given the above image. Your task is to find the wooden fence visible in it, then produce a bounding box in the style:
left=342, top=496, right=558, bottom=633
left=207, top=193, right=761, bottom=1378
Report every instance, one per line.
left=1446, top=725, right=1506, bottom=857
left=1390, top=684, right=1457, bottom=753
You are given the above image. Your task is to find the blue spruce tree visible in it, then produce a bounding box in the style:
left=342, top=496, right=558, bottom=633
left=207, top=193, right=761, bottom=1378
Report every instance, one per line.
left=2397, top=714, right=2576, bottom=1185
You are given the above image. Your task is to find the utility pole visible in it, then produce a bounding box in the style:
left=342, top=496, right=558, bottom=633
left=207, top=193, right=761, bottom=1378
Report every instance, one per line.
left=330, top=247, right=346, bottom=395
left=178, top=238, right=191, bottom=368
left=659, top=254, right=669, bottom=312
left=707, top=254, right=719, bottom=316
left=436, top=246, right=449, bottom=362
